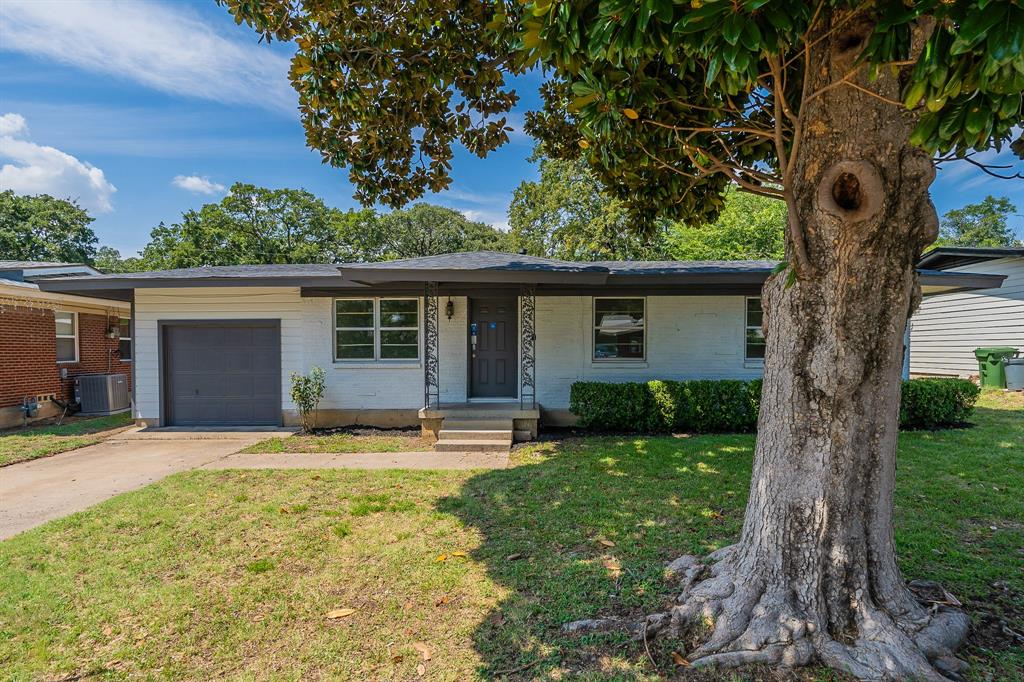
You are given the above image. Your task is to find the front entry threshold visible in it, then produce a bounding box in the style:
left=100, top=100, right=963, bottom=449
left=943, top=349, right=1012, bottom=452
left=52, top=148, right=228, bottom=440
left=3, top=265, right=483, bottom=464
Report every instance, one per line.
left=418, top=403, right=540, bottom=447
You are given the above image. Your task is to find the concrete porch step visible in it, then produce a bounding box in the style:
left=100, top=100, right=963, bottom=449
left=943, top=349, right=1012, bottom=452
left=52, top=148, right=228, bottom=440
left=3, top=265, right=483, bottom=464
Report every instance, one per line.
left=438, top=429, right=513, bottom=442
left=441, top=418, right=514, bottom=431
left=434, top=439, right=511, bottom=453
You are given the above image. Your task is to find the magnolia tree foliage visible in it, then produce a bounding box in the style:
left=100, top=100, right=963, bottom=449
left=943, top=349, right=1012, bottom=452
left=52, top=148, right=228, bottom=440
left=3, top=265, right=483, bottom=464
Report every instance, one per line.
left=221, top=0, right=1021, bottom=264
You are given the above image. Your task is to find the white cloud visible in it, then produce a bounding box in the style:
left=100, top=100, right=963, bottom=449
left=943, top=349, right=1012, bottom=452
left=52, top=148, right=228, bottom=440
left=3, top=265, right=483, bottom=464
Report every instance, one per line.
left=0, top=0, right=295, bottom=114
left=0, top=113, right=27, bottom=137
left=172, top=174, right=227, bottom=195
left=461, top=209, right=510, bottom=232
left=0, top=112, right=116, bottom=212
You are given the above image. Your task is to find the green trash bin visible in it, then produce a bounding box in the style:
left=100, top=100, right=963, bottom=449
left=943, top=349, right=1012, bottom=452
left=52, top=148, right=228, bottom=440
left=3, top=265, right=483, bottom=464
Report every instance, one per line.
left=974, top=347, right=1019, bottom=388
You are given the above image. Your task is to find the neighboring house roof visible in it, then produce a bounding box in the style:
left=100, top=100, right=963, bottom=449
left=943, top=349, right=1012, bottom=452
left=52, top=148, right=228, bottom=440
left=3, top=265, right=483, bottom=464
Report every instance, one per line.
left=917, top=246, right=1024, bottom=270
left=0, top=260, right=78, bottom=269
left=37, top=251, right=1005, bottom=300
left=0, top=261, right=102, bottom=281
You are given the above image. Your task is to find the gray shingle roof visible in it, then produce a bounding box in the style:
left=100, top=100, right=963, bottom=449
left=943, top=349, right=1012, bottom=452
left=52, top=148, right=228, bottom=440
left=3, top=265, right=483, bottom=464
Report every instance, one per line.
left=343, top=251, right=606, bottom=272
left=54, top=263, right=347, bottom=281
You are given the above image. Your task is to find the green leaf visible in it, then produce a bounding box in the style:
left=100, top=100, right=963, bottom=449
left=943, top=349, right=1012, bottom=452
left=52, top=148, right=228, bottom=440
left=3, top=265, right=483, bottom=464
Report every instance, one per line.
left=722, top=14, right=742, bottom=46
left=771, top=261, right=789, bottom=275
left=903, top=80, right=928, bottom=109
left=784, top=267, right=797, bottom=289
left=740, top=20, right=762, bottom=51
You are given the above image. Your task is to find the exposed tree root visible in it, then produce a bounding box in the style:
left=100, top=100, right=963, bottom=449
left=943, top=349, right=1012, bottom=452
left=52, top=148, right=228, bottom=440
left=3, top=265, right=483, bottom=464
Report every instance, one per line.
left=566, top=548, right=971, bottom=681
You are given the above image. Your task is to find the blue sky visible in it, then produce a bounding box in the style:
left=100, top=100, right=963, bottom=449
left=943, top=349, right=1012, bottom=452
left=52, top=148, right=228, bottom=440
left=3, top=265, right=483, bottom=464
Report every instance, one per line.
left=1, top=0, right=1021, bottom=258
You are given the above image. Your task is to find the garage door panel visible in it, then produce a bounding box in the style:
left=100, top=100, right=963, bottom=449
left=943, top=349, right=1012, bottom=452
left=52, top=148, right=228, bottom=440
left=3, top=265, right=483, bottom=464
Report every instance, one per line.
left=164, top=322, right=281, bottom=426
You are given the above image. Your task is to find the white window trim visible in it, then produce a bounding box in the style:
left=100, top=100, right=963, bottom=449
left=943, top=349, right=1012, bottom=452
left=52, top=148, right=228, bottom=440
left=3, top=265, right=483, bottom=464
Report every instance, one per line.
left=55, top=311, right=79, bottom=364
left=592, top=296, right=646, bottom=362
left=334, top=297, right=421, bottom=363
left=744, top=296, right=765, bottom=366
left=119, top=317, right=132, bottom=362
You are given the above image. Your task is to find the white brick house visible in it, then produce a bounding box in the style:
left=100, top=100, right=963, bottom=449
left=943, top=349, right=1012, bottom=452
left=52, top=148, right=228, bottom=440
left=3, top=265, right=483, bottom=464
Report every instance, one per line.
left=40, top=252, right=1002, bottom=437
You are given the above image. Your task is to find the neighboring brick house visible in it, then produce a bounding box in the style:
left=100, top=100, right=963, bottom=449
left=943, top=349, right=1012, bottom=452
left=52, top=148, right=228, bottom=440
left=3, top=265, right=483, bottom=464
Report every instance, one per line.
left=0, top=261, right=131, bottom=428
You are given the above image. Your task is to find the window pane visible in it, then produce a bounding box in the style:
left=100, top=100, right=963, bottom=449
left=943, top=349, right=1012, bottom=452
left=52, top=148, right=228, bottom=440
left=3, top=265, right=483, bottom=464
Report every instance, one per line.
left=336, top=329, right=374, bottom=359
left=746, top=298, right=763, bottom=326
left=594, top=330, right=644, bottom=359
left=337, top=344, right=374, bottom=359
left=337, top=329, right=374, bottom=346
left=119, top=318, right=130, bottom=338
left=380, top=344, right=418, bottom=359
left=745, top=328, right=766, bottom=359
left=119, top=338, right=132, bottom=360
left=56, top=337, right=76, bottom=362
left=595, top=299, right=644, bottom=330
left=336, top=299, right=373, bottom=313
left=380, top=300, right=417, bottom=327
left=55, top=312, right=75, bottom=336
left=336, top=313, right=374, bottom=328
left=381, top=329, right=417, bottom=346
left=381, top=328, right=418, bottom=359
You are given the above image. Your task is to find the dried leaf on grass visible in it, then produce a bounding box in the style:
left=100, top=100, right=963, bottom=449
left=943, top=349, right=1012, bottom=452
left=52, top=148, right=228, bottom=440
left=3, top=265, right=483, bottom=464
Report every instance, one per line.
left=325, top=608, right=357, bottom=619
left=672, top=651, right=690, bottom=666
left=412, top=642, right=431, bottom=661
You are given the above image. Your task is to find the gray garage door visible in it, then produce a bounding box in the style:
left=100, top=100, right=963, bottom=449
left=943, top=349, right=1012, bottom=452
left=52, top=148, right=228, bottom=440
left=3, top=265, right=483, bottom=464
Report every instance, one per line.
left=163, top=322, right=281, bottom=426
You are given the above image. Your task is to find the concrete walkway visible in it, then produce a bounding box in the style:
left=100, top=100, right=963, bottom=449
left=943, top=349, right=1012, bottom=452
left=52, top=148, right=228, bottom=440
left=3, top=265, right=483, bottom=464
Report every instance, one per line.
left=0, top=428, right=279, bottom=540
left=205, top=450, right=509, bottom=471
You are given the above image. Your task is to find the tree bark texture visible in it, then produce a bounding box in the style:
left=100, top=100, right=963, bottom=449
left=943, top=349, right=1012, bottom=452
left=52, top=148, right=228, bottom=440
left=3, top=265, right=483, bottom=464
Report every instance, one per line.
left=651, top=14, right=970, bottom=681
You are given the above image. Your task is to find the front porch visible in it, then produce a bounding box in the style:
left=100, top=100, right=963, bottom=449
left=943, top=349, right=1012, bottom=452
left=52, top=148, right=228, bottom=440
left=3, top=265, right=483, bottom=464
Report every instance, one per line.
left=418, top=402, right=541, bottom=451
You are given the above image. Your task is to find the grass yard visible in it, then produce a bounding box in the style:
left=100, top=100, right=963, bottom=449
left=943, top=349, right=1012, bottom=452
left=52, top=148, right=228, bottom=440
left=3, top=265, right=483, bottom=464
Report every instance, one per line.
left=240, top=429, right=432, bottom=454
left=0, top=392, right=1020, bottom=680
left=0, top=412, right=134, bottom=467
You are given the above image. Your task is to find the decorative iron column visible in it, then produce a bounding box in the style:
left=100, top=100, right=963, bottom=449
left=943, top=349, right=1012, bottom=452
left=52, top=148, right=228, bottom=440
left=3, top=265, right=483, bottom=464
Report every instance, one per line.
left=520, top=284, right=536, bottom=408
left=423, top=282, right=440, bottom=409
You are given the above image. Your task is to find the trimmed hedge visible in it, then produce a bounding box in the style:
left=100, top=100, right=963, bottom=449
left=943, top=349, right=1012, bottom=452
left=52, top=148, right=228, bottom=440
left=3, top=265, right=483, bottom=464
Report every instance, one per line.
left=899, top=378, right=981, bottom=429
left=569, top=377, right=979, bottom=434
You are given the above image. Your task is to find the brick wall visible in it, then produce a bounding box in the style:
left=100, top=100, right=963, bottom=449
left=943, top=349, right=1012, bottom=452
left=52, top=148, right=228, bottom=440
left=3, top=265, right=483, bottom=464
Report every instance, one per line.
left=0, top=308, right=131, bottom=410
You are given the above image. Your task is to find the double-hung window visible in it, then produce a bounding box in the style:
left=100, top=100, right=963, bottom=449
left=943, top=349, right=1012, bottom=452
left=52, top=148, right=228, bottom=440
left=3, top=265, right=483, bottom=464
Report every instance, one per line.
left=118, top=317, right=132, bottom=361
left=593, top=298, right=645, bottom=360
left=745, top=297, right=766, bottom=362
left=55, top=311, right=78, bottom=363
left=335, top=298, right=419, bottom=361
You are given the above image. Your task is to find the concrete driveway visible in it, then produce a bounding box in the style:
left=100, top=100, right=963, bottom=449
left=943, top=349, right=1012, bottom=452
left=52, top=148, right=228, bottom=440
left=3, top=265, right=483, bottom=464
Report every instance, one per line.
left=0, top=428, right=281, bottom=540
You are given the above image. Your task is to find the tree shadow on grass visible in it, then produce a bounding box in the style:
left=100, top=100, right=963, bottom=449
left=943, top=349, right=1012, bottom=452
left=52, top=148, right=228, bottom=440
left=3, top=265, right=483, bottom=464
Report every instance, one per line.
left=436, top=433, right=757, bottom=679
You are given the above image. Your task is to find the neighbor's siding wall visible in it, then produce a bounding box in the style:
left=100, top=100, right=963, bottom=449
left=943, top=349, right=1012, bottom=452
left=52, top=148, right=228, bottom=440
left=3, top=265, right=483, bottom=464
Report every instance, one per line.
left=910, top=257, right=1024, bottom=377
left=535, top=295, right=762, bottom=408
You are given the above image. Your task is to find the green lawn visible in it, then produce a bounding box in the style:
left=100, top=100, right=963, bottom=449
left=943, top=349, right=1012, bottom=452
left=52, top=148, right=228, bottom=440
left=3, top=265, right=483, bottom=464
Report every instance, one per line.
left=0, top=392, right=1020, bottom=680
left=0, top=412, right=134, bottom=467
left=239, top=430, right=432, bottom=454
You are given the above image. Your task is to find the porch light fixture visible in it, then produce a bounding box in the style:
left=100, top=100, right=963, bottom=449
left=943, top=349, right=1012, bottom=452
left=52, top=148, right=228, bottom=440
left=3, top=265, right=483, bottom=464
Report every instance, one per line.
left=445, top=297, right=454, bottom=320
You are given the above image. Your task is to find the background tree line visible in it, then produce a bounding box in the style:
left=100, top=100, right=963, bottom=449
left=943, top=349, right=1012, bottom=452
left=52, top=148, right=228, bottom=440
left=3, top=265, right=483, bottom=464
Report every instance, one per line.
left=2, top=168, right=1019, bottom=272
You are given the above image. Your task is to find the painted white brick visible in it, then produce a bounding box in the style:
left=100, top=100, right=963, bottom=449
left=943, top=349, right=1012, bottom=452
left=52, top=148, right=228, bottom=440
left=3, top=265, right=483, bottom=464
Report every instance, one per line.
left=134, top=289, right=763, bottom=420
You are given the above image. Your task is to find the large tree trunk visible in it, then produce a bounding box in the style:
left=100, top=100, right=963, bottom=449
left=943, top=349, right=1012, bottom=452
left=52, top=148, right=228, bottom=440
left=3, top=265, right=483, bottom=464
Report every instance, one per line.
left=649, top=14, right=969, bottom=682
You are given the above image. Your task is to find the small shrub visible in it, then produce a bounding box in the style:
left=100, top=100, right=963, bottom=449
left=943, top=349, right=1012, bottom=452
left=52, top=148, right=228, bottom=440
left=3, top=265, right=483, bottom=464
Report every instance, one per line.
left=899, top=378, right=980, bottom=429
left=570, top=377, right=977, bottom=434
left=290, top=366, right=326, bottom=432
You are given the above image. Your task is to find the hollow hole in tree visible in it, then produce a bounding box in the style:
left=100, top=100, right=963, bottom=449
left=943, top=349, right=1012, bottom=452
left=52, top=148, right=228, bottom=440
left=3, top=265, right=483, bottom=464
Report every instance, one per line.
left=832, top=172, right=863, bottom=211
